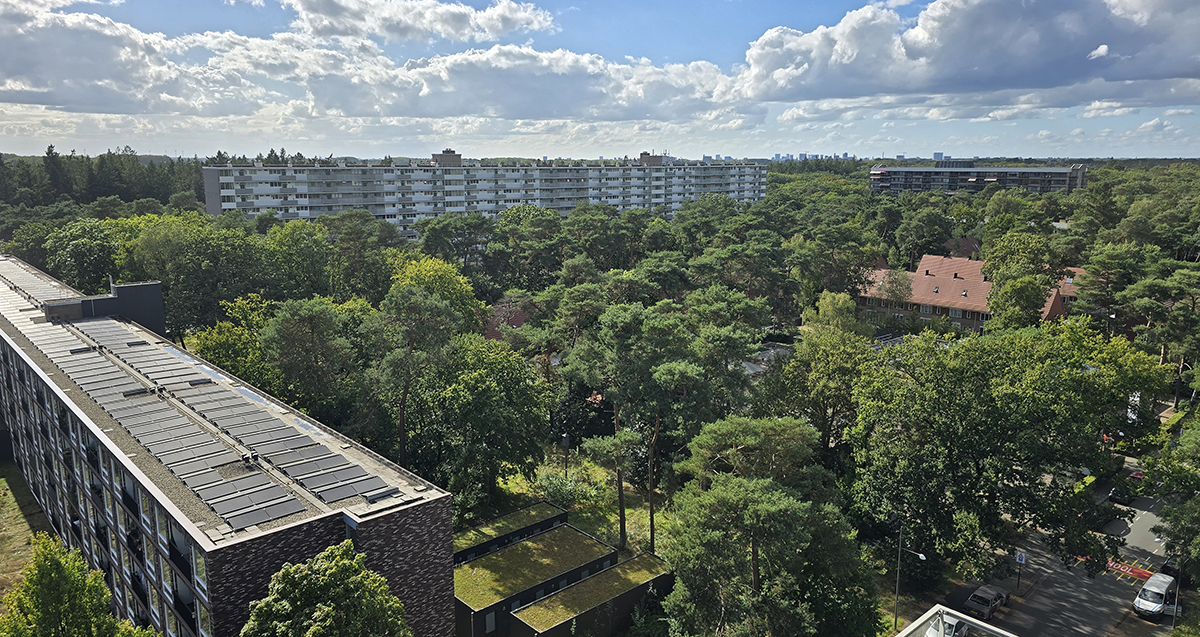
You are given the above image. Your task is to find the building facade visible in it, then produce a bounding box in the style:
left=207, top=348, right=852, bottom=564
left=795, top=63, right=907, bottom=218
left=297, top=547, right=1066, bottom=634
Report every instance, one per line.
left=0, top=257, right=453, bottom=637
left=869, top=162, right=1087, bottom=194
left=202, top=149, right=767, bottom=237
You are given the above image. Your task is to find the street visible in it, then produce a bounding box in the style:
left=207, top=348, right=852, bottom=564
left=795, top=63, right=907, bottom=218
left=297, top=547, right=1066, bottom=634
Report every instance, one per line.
left=935, top=465, right=1179, bottom=637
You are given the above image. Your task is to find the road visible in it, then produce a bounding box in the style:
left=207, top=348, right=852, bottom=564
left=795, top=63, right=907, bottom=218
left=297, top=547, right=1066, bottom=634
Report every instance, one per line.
left=936, top=469, right=1178, bottom=637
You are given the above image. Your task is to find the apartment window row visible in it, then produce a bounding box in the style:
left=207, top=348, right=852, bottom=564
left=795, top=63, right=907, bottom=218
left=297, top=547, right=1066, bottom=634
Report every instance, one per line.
left=1, top=342, right=212, bottom=637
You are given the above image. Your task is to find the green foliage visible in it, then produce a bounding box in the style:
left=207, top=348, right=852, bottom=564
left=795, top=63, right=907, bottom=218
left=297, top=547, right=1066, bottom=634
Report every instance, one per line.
left=0, top=533, right=157, bottom=637
left=240, top=540, right=410, bottom=637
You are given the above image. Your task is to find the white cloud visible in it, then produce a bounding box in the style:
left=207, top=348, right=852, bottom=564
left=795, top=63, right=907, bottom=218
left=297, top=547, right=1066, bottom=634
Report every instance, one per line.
left=1164, top=108, right=1195, bottom=115
left=1087, top=44, right=1109, bottom=59
left=278, top=0, right=556, bottom=42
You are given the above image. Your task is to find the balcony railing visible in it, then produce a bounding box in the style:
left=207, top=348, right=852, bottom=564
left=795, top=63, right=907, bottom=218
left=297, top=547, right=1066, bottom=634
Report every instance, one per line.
left=174, top=595, right=198, bottom=634
left=169, top=542, right=193, bottom=580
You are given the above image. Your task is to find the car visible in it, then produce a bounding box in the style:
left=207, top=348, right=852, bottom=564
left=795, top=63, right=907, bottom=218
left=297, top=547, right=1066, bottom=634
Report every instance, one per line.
left=1109, top=479, right=1137, bottom=505
left=1161, top=556, right=1187, bottom=585
left=925, top=615, right=969, bottom=637
left=963, top=584, right=1009, bottom=620
left=1134, top=573, right=1177, bottom=617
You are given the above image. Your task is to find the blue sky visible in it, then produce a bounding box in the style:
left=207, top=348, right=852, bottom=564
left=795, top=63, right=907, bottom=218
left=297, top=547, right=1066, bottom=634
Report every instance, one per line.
left=0, top=0, right=1197, bottom=159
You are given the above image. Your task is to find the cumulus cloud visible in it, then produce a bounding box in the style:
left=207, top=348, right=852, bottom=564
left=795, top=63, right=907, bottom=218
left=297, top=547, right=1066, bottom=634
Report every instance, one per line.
left=0, top=0, right=1199, bottom=154
left=1164, top=108, right=1195, bottom=115
left=278, top=0, right=556, bottom=42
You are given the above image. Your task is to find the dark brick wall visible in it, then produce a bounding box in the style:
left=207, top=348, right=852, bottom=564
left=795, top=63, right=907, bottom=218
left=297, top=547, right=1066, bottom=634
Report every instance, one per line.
left=357, top=494, right=454, bottom=637
left=208, top=513, right=345, bottom=637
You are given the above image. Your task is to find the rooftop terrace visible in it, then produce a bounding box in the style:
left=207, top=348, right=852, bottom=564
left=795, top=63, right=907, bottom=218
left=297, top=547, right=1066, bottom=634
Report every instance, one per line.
left=512, top=553, right=670, bottom=632
left=453, top=525, right=612, bottom=611
left=0, top=256, right=447, bottom=548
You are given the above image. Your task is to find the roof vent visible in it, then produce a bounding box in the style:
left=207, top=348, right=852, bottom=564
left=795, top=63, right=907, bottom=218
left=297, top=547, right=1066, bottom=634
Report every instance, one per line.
left=925, top=269, right=931, bottom=276
left=953, top=272, right=959, bottom=279
left=962, top=290, right=968, bottom=297
left=933, top=287, right=939, bottom=293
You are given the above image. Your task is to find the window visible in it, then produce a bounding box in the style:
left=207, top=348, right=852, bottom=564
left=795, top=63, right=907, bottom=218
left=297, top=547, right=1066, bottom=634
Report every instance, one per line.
left=949, top=308, right=963, bottom=318
left=485, top=612, right=496, bottom=633
left=866, top=297, right=876, bottom=306
left=199, top=605, right=212, bottom=637
left=920, top=305, right=932, bottom=314
left=193, top=549, right=207, bottom=588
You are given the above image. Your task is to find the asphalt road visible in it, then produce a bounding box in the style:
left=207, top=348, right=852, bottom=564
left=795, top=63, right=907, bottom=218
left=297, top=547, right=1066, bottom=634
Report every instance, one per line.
left=935, top=473, right=1177, bottom=637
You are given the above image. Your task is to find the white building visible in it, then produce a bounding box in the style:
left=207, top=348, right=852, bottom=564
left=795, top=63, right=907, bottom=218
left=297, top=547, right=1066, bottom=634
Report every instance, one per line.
left=203, top=149, right=767, bottom=237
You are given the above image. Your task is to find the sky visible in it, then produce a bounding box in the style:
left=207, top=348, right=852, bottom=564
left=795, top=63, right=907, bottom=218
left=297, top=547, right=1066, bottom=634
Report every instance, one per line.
left=0, top=0, right=1198, bottom=160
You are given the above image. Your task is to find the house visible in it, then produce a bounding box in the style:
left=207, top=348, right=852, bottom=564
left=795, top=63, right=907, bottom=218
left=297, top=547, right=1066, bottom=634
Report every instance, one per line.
left=858, top=255, right=1083, bottom=332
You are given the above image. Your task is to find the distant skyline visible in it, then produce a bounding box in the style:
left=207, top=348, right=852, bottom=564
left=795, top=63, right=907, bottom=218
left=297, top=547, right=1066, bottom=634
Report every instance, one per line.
left=1, top=0, right=1198, bottom=159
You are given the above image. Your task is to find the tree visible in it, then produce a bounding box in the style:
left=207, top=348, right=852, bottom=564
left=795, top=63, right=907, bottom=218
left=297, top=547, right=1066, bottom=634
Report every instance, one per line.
left=801, top=291, right=873, bottom=337
left=392, top=256, right=486, bottom=331
left=240, top=540, right=410, bottom=637
left=260, top=298, right=356, bottom=424
left=757, top=326, right=876, bottom=452
left=850, top=322, right=1167, bottom=577
left=261, top=221, right=333, bottom=300
left=365, top=284, right=459, bottom=467
left=44, top=218, right=118, bottom=294
left=190, top=294, right=280, bottom=393
left=982, top=232, right=1067, bottom=331
left=409, top=334, right=551, bottom=519
left=664, top=417, right=879, bottom=637
left=0, top=533, right=157, bottom=637
left=879, top=267, right=912, bottom=308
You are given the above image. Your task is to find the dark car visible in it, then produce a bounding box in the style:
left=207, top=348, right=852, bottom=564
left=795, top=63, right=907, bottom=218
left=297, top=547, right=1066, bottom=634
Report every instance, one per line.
left=1109, top=479, right=1137, bottom=505
left=1162, top=556, right=1187, bottom=584
left=963, top=585, right=1009, bottom=620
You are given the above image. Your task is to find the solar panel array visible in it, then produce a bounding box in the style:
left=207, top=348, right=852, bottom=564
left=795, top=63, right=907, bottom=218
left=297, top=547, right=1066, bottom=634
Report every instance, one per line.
left=0, top=260, right=411, bottom=531
left=74, top=319, right=402, bottom=507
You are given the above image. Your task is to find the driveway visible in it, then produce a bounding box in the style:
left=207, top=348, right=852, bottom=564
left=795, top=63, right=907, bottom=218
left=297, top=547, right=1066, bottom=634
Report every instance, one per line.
left=935, top=472, right=1177, bottom=636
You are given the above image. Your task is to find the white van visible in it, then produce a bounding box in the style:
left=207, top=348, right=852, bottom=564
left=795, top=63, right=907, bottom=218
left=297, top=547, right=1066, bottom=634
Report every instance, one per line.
left=1133, top=573, right=1177, bottom=617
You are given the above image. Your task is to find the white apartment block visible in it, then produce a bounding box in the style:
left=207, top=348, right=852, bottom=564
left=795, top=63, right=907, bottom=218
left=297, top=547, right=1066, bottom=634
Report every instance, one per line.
left=202, top=150, right=767, bottom=237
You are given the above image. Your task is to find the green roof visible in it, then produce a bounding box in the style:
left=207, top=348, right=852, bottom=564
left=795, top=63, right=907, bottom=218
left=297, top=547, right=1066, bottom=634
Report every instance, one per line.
left=453, top=502, right=563, bottom=553
left=454, top=525, right=613, bottom=610
left=512, top=554, right=671, bottom=632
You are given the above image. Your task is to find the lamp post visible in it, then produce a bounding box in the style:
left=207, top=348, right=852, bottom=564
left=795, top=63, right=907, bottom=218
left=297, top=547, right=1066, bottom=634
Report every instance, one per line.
left=894, top=526, right=927, bottom=632
left=561, top=433, right=570, bottom=480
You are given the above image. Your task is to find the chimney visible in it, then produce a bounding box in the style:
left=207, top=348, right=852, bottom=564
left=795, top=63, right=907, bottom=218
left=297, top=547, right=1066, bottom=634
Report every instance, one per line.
left=925, top=269, right=931, bottom=276
left=953, top=272, right=959, bottom=279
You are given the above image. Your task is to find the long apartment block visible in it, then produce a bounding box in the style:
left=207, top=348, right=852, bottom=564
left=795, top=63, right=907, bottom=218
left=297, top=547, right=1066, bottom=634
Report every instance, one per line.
left=0, top=257, right=453, bottom=637
left=202, top=150, right=767, bottom=237
left=869, top=161, right=1087, bottom=194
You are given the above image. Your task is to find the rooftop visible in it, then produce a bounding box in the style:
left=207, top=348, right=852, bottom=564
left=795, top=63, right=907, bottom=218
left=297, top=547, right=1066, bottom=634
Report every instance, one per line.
left=512, top=554, right=670, bottom=632
left=0, top=256, right=447, bottom=548
left=453, top=524, right=613, bottom=611
left=453, top=502, right=563, bottom=553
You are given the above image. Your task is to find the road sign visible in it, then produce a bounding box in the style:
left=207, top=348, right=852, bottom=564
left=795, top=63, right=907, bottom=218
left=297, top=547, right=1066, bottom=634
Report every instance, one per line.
left=1016, top=551, right=1026, bottom=565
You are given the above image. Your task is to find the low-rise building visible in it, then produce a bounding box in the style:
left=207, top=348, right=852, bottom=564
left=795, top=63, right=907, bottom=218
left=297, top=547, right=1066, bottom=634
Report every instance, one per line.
left=0, top=256, right=453, bottom=637
left=857, top=255, right=1082, bottom=332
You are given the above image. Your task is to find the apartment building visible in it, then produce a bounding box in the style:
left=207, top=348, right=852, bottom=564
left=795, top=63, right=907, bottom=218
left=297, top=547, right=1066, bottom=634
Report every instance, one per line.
left=869, top=161, right=1087, bottom=194
left=202, top=149, right=767, bottom=237
left=857, top=255, right=1082, bottom=332
left=0, top=257, right=453, bottom=637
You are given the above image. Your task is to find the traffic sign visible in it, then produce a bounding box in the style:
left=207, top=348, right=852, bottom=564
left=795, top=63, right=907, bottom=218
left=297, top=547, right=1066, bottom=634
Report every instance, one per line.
left=1016, top=551, right=1026, bottom=565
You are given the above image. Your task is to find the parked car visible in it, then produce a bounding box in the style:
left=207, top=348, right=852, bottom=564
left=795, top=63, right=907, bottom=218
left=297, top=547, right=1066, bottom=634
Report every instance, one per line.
left=1134, top=573, right=1178, bottom=617
left=925, top=616, right=969, bottom=637
left=963, top=585, right=1009, bottom=620
left=1161, top=556, right=1187, bottom=585
left=1109, top=479, right=1137, bottom=505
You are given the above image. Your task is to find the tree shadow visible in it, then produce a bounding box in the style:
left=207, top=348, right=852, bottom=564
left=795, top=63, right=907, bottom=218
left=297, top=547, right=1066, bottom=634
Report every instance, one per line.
left=0, top=461, right=53, bottom=602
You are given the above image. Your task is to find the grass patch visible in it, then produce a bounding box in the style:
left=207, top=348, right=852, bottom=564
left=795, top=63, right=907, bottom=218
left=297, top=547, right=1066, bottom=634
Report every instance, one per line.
left=0, top=462, right=52, bottom=612
left=513, top=553, right=670, bottom=632
left=454, top=525, right=613, bottom=610
left=453, top=502, right=563, bottom=553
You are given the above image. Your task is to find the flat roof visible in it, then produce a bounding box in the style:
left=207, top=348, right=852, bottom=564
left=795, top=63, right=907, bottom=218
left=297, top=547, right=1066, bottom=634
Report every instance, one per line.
left=453, top=502, right=563, bottom=553
left=453, top=525, right=613, bottom=611
left=871, top=166, right=1078, bottom=173
left=512, top=553, right=670, bottom=632
left=0, top=256, right=447, bottom=547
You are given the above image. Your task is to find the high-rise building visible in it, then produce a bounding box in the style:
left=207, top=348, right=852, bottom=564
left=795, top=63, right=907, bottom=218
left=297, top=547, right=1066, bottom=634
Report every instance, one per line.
left=203, top=149, right=766, bottom=237
left=0, top=257, right=453, bottom=637
left=869, top=162, right=1087, bottom=194
left=933, top=152, right=944, bottom=160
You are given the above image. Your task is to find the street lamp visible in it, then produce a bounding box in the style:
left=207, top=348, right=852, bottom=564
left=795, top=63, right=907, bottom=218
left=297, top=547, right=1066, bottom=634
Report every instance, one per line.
left=894, top=526, right=927, bottom=632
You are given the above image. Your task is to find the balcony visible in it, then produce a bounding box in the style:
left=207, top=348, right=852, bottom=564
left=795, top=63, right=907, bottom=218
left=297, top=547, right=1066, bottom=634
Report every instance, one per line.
left=174, top=595, right=198, bottom=634
left=86, top=448, right=100, bottom=471
left=131, top=574, right=149, bottom=607
left=169, top=542, right=193, bottom=580
left=121, top=490, right=139, bottom=516
left=126, top=531, right=145, bottom=564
